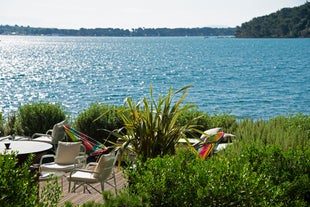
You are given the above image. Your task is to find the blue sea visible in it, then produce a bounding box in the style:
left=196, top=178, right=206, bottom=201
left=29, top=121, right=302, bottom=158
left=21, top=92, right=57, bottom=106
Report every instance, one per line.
left=0, top=36, right=309, bottom=119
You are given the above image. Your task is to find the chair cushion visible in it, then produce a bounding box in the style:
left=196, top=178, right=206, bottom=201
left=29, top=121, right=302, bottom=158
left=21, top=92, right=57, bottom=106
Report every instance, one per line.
left=51, top=120, right=66, bottom=144
left=68, top=171, right=97, bottom=183
left=41, top=162, right=76, bottom=172
left=55, top=141, right=81, bottom=165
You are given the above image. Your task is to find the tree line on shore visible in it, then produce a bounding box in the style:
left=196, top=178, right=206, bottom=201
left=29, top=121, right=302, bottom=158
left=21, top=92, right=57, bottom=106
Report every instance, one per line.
left=0, top=25, right=235, bottom=37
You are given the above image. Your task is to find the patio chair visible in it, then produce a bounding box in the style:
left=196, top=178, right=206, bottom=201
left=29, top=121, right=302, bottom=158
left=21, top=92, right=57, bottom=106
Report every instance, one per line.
left=67, top=149, right=118, bottom=194
left=40, top=141, right=87, bottom=173
left=32, top=120, right=67, bottom=148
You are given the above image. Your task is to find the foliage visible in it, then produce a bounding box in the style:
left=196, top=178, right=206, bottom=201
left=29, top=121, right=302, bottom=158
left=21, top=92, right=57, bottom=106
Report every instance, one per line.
left=207, top=111, right=237, bottom=133
left=233, top=113, right=310, bottom=150
left=3, top=112, right=23, bottom=136
left=0, top=152, right=38, bottom=207
left=126, top=146, right=310, bottom=207
left=176, top=109, right=237, bottom=137
left=73, top=103, right=124, bottom=146
left=225, top=144, right=310, bottom=206
left=17, top=102, right=66, bottom=136
left=62, top=190, right=145, bottom=207
left=0, top=25, right=235, bottom=37
left=236, top=2, right=310, bottom=38
left=0, top=112, right=4, bottom=136
left=100, top=190, right=146, bottom=207
left=113, top=85, right=202, bottom=163
left=39, top=175, right=62, bottom=207
left=0, top=152, right=63, bottom=207
left=176, top=108, right=208, bottom=137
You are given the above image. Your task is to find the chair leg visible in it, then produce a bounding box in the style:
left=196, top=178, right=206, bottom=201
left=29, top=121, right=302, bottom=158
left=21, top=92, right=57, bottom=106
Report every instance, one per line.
left=101, top=181, right=105, bottom=192
left=68, top=180, right=71, bottom=192
left=113, top=172, right=117, bottom=194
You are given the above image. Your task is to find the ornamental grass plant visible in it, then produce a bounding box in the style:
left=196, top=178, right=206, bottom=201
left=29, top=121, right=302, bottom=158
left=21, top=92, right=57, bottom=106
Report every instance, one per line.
left=111, top=85, right=203, bottom=163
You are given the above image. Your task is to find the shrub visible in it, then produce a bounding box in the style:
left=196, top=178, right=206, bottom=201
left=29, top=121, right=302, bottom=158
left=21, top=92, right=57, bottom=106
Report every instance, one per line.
left=73, top=103, right=124, bottom=146
left=234, top=113, right=310, bottom=150
left=40, top=174, right=62, bottom=207
left=0, top=152, right=38, bottom=206
left=101, top=190, right=146, bottom=207
left=208, top=112, right=238, bottom=133
left=126, top=145, right=310, bottom=207
left=176, top=110, right=237, bottom=137
left=235, top=144, right=310, bottom=205
left=17, top=102, right=66, bottom=136
left=0, top=152, right=62, bottom=207
left=176, top=108, right=209, bottom=137
left=0, top=112, right=4, bottom=136
left=3, top=112, right=23, bottom=136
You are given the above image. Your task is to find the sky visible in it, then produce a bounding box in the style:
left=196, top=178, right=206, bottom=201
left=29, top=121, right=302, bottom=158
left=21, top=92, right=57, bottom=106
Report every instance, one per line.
left=0, top=0, right=307, bottom=29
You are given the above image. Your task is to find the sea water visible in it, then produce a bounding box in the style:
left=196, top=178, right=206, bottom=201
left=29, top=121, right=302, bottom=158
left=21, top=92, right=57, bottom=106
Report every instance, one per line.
left=0, top=36, right=309, bottom=119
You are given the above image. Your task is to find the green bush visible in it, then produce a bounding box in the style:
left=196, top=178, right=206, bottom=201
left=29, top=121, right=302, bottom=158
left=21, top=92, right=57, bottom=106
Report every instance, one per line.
left=176, top=110, right=237, bottom=138
left=73, top=103, right=124, bottom=146
left=0, top=112, right=4, bottom=136
left=0, top=152, right=62, bottom=207
left=126, top=145, right=309, bottom=207
left=234, top=113, right=310, bottom=150
left=235, top=144, right=310, bottom=205
left=0, top=152, right=38, bottom=206
left=176, top=109, right=209, bottom=137
left=62, top=190, right=145, bottom=207
left=17, top=102, right=66, bottom=136
left=208, top=112, right=238, bottom=134
left=3, top=112, right=24, bottom=136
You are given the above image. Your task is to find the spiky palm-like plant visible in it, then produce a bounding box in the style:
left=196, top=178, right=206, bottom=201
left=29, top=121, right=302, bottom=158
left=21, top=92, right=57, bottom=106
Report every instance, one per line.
left=115, top=85, right=202, bottom=162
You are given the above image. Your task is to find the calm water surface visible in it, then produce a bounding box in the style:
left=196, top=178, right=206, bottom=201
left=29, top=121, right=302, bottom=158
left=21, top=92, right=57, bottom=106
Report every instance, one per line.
left=0, top=36, right=309, bottom=119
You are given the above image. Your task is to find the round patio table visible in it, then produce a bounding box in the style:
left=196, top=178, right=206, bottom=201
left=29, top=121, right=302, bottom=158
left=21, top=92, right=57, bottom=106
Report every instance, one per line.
left=0, top=141, right=52, bottom=155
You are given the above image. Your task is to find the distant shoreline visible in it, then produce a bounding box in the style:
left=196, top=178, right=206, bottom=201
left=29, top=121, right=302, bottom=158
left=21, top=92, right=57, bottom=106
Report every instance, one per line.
left=0, top=25, right=236, bottom=37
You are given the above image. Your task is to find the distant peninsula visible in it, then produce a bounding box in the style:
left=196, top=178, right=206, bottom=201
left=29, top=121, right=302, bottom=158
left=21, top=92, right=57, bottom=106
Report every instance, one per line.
left=235, top=2, right=310, bottom=38
left=0, top=25, right=235, bottom=37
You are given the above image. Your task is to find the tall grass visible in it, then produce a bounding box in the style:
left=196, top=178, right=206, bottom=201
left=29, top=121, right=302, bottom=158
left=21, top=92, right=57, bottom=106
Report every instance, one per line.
left=229, top=113, right=310, bottom=153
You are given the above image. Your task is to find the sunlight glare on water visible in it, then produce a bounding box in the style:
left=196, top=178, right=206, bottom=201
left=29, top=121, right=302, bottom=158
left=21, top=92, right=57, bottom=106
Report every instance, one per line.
left=0, top=36, right=309, bottom=119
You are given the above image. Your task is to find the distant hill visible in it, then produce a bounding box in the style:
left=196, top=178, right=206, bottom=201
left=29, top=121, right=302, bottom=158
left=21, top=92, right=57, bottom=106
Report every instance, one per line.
left=235, top=2, right=310, bottom=38
left=0, top=25, right=235, bottom=37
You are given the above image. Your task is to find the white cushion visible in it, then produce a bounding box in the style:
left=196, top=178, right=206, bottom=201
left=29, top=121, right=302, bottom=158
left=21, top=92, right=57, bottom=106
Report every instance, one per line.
left=41, top=162, right=76, bottom=172
left=69, top=171, right=98, bottom=183
left=55, top=141, right=81, bottom=165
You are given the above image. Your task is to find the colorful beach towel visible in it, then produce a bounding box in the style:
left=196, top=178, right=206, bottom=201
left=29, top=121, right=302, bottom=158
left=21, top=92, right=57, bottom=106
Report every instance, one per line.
left=197, top=132, right=225, bottom=159
left=64, top=125, right=108, bottom=156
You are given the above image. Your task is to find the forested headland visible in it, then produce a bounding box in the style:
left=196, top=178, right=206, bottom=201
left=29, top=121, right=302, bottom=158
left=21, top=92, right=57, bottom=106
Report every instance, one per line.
left=235, top=2, right=310, bottom=38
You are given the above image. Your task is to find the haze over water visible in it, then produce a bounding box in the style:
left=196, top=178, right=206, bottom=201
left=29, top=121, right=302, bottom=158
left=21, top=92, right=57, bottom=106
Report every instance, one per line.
left=0, top=36, right=309, bottom=119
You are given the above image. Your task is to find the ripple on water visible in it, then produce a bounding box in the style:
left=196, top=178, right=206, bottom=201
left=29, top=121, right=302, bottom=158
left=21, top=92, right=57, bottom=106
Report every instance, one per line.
left=0, top=36, right=309, bottom=119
